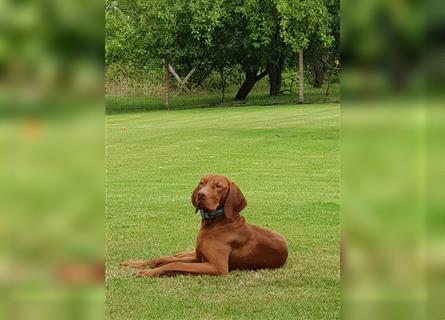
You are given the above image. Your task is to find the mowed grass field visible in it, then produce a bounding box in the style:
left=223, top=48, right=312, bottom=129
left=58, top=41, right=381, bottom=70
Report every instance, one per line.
left=106, top=104, right=340, bottom=320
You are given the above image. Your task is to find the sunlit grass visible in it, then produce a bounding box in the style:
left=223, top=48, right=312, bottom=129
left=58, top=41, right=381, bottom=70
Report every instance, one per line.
left=105, top=104, right=340, bottom=319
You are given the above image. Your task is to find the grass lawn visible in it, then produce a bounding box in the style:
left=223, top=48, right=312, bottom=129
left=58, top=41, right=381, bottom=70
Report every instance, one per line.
left=105, top=103, right=340, bottom=319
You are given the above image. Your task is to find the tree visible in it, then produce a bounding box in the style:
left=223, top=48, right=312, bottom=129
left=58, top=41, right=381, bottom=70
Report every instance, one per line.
left=105, top=0, right=338, bottom=102
left=232, top=0, right=285, bottom=100
left=276, top=0, right=333, bottom=102
left=106, top=0, right=223, bottom=79
left=105, top=0, right=139, bottom=70
left=305, top=0, right=340, bottom=88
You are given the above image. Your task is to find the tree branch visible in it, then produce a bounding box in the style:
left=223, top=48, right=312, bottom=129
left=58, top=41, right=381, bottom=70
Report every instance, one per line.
left=321, top=58, right=340, bottom=71
left=255, top=69, right=269, bottom=82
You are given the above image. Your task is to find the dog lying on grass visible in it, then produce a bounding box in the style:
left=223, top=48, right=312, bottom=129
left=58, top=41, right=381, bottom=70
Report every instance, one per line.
left=122, top=174, right=288, bottom=277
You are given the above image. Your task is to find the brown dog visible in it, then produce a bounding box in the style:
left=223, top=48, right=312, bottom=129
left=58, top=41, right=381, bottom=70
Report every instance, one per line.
left=121, top=174, right=288, bottom=277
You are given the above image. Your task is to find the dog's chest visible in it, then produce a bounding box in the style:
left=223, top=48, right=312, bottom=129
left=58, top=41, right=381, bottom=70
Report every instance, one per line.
left=195, top=228, right=228, bottom=260
left=195, top=228, right=253, bottom=261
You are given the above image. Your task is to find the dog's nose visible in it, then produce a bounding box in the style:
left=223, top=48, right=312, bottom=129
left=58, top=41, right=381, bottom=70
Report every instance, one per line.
left=198, top=190, right=206, bottom=198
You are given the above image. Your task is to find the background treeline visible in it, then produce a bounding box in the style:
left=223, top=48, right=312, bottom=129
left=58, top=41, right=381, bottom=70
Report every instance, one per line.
left=105, top=0, right=339, bottom=101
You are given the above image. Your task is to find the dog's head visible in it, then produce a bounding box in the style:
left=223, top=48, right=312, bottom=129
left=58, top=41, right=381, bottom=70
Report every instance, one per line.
left=191, top=174, right=247, bottom=220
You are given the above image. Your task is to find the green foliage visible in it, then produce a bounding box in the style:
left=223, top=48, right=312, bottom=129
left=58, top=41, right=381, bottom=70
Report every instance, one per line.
left=276, top=0, right=333, bottom=52
left=128, top=0, right=178, bottom=61
left=105, top=0, right=340, bottom=95
left=187, top=0, right=225, bottom=46
left=105, top=1, right=134, bottom=66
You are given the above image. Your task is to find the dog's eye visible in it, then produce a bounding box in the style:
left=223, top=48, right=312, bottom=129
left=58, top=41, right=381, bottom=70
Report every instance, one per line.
left=216, top=184, right=223, bottom=189
left=199, top=181, right=204, bottom=185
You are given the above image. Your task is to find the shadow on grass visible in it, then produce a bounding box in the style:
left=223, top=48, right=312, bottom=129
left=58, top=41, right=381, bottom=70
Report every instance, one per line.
left=106, top=83, right=339, bottom=114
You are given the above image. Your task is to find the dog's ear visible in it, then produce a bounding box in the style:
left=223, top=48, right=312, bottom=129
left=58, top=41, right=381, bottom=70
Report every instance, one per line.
left=224, top=182, right=247, bottom=220
left=191, top=184, right=199, bottom=212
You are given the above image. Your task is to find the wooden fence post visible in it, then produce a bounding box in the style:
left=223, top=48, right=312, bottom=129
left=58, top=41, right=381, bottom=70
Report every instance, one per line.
left=220, top=68, right=225, bottom=103
left=168, top=64, right=195, bottom=93
left=164, top=59, right=170, bottom=109
left=298, top=50, right=304, bottom=104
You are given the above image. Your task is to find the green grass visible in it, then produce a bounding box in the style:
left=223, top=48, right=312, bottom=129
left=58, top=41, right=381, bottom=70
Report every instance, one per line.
left=105, top=83, right=340, bottom=114
left=106, top=103, right=340, bottom=319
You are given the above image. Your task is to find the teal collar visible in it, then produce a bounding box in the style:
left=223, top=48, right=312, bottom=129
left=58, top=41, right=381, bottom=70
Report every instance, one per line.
left=200, top=207, right=224, bottom=220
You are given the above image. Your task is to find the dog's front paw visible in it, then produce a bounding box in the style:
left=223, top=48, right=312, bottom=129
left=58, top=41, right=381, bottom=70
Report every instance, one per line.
left=136, top=269, right=159, bottom=278
left=174, top=252, right=188, bottom=258
left=121, top=260, right=149, bottom=269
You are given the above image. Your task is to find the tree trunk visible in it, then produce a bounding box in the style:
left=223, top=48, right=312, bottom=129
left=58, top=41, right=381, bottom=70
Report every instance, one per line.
left=235, top=70, right=257, bottom=100
left=298, top=51, right=304, bottom=104
left=220, top=68, right=225, bottom=103
left=235, top=69, right=269, bottom=100
left=268, top=63, right=283, bottom=96
left=164, top=59, right=170, bottom=109
left=312, top=61, right=324, bottom=88
left=325, top=68, right=331, bottom=101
